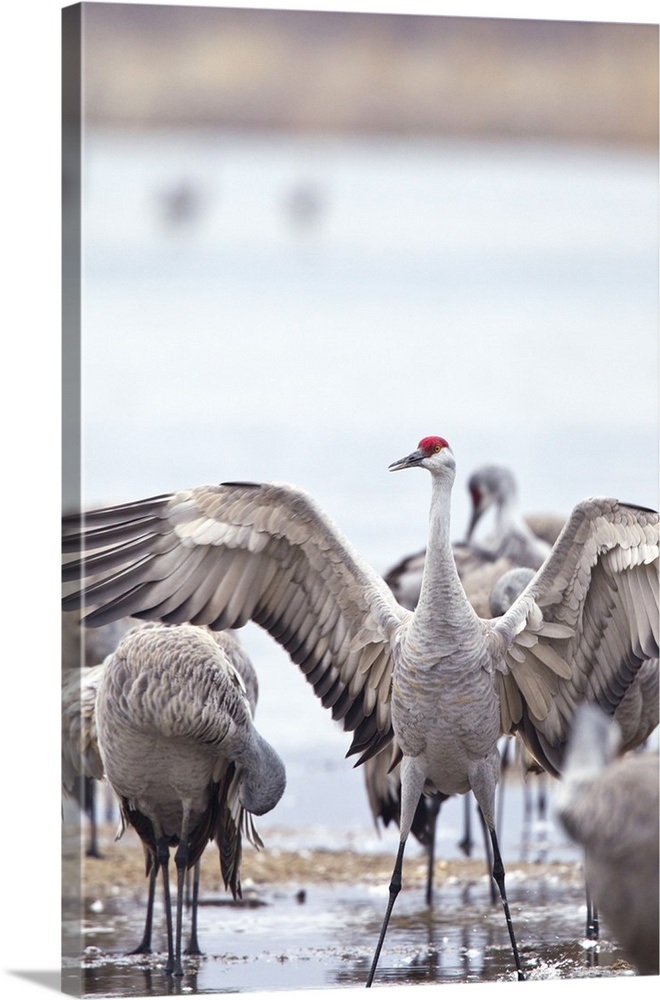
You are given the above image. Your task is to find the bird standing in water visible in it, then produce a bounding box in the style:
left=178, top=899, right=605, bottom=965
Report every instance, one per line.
left=556, top=702, right=659, bottom=975
left=63, top=435, right=658, bottom=985
left=95, top=622, right=286, bottom=976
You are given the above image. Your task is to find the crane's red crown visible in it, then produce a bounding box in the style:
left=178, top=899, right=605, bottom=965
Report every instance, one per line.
left=418, top=436, right=449, bottom=456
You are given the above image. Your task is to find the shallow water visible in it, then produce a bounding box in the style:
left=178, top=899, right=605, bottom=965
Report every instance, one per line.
left=67, top=862, right=635, bottom=997
left=61, top=768, right=646, bottom=998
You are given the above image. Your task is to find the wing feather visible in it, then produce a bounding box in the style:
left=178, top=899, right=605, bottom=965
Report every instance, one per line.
left=498, top=672, right=523, bottom=734
left=63, top=482, right=407, bottom=761
left=494, top=497, right=659, bottom=773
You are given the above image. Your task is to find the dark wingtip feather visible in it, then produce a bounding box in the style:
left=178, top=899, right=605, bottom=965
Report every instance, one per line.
left=348, top=727, right=394, bottom=767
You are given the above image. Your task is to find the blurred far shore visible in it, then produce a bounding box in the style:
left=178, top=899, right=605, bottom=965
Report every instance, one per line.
left=66, top=5, right=658, bottom=147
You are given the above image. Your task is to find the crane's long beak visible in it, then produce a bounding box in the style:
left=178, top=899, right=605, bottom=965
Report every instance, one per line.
left=389, top=448, right=425, bottom=472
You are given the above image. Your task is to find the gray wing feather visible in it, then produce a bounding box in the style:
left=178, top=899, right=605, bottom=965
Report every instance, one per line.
left=63, top=482, right=406, bottom=760
left=493, top=498, right=659, bottom=773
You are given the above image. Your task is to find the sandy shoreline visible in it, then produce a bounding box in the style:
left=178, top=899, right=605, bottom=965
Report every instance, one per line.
left=77, top=822, right=585, bottom=903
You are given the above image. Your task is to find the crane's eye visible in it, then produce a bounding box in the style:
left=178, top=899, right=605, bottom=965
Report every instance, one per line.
left=433, top=444, right=442, bottom=453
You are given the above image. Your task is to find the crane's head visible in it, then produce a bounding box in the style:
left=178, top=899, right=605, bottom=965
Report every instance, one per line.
left=389, top=436, right=455, bottom=476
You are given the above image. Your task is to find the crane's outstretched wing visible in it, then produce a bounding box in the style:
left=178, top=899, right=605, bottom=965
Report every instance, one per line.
left=492, top=497, right=659, bottom=775
left=63, top=482, right=408, bottom=763
left=613, top=656, right=658, bottom=752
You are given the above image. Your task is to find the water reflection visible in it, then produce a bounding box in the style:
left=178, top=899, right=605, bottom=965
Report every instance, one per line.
left=74, top=866, right=639, bottom=997
left=84, top=963, right=204, bottom=998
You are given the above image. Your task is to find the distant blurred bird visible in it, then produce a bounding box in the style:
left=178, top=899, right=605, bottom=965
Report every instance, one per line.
left=282, top=179, right=326, bottom=231
left=61, top=612, right=134, bottom=854
left=95, top=623, right=286, bottom=976
left=556, top=703, right=659, bottom=975
left=156, top=177, right=206, bottom=229
left=466, top=464, right=561, bottom=569
left=488, top=566, right=536, bottom=619
left=61, top=662, right=106, bottom=857
left=382, top=547, right=426, bottom=613
left=62, top=610, right=133, bottom=673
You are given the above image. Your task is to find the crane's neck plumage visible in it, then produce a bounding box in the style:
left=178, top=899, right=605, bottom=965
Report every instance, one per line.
left=497, top=492, right=523, bottom=535
left=239, top=732, right=286, bottom=816
left=497, top=491, right=541, bottom=551
left=410, top=469, right=479, bottom=643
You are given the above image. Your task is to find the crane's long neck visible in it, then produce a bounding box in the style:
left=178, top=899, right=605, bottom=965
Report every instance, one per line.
left=239, top=733, right=286, bottom=816
left=410, top=472, right=477, bottom=642
left=498, top=492, right=540, bottom=549
left=497, top=492, right=523, bottom=535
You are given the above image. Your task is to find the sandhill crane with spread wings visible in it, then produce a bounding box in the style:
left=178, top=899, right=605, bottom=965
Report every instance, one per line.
left=63, top=435, right=659, bottom=985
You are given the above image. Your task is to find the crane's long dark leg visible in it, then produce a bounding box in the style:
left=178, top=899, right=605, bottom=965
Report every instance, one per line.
left=104, top=781, right=115, bottom=823
left=585, top=883, right=599, bottom=941
left=497, top=739, right=511, bottom=839
left=83, top=777, right=102, bottom=858
left=172, top=840, right=191, bottom=977
left=520, top=771, right=532, bottom=863
left=367, top=757, right=426, bottom=988
left=425, top=796, right=442, bottom=908
left=129, top=861, right=157, bottom=955
left=366, top=838, right=407, bottom=988
left=477, top=806, right=497, bottom=905
left=585, top=882, right=600, bottom=969
left=486, top=821, right=525, bottom=981
left=185, top=860, right=203, bottom=956
left=536, top=772, right=549, bottom=863
left=458, top=793, right=474, bottom=857
left=156, top=837, right=176, bottom=975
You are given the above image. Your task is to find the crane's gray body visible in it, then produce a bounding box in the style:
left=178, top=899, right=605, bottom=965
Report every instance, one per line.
left=556, top=704, right=659, bottom=975
left=96, top=624, right=285, bottom=849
